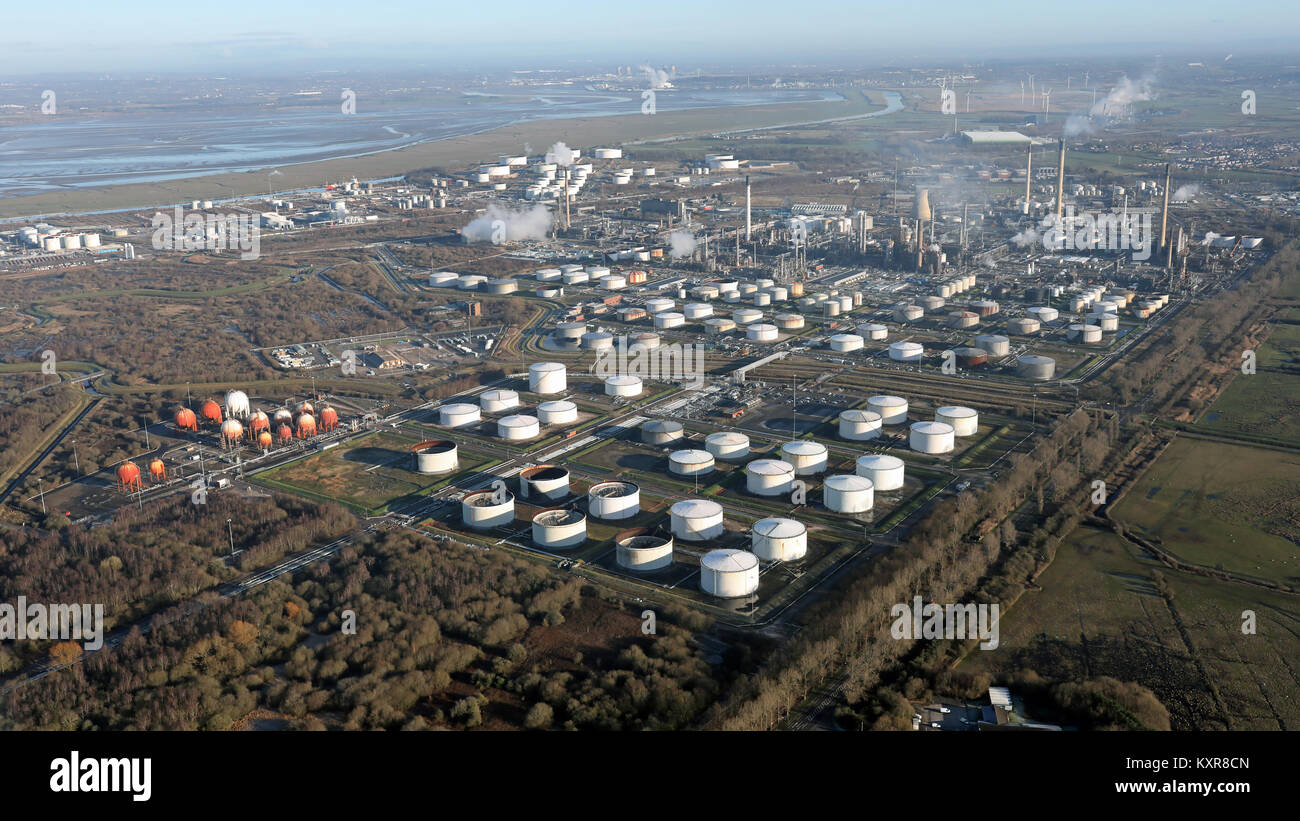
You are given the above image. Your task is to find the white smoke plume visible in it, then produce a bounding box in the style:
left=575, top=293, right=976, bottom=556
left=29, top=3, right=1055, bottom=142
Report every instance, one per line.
left=641, top=65, right=672, bottom=89
left=1172, top=183, right=1200, bottom=202
left=668, top=230, right=697, bottom=258
left=1063, top=73, right=1157, bottom=138
left=460, top=203, right=553, bottom=243
left=545, top=141, right=574, bottom=167
left=1010, top=226, right=1040, bottom=247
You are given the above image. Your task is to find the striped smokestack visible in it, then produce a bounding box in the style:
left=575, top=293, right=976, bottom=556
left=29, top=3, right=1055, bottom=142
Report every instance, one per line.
left=1055, top=140, right=1065, bottom=221
left=1160, top=163, right=1171, bottom=252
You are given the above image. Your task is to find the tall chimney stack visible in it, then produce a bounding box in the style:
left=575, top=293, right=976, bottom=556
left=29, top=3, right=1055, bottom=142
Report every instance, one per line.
left=1055, top=139, right=1066, bottom=222
left=1159, top=163, right=1172, bottom=253
left=745, top=175, right=752, bottom=241
left=1023, top=145, right=1032, bottom=215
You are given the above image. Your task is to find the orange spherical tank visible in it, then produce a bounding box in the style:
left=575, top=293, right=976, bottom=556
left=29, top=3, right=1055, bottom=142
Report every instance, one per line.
left=296, top=413, right=317, bottom=438
left=221, top=419, right=244, bottom=444
left=297, top=401, right=315, bottom=416
left=116, top=461, right=143, bottom=491
left=174, top=407, right=197, bottom=431
left=148, top=458, right=166, bottom=481
left=248, top=410, right=270, bottom=438
left=258, top=431, right=273, bottom=449
left=273, top=408, right=293, bottom=426
left=277, top=423, right=293, bottom=443
left=319, top=406, right=339, bottom=431
left=200, top=400, right=223, bottom=425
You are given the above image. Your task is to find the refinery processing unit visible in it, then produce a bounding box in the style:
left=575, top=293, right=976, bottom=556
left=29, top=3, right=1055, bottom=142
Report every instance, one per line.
left=0, top=1, right=1297, bottom=776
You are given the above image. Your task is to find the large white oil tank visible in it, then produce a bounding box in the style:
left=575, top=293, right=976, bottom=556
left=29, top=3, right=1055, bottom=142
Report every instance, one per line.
left=705, top=432, right=750, bottom=460
left=775, top=313, right=805, bottom=330
left=671, top=499, right=725, bottom=541
left=975, top=334, right=1010, bottom=357
left=82, top=233, right=101, bottom=248
left=1017, top=354, right=1056, bottom=380
left=42, top=236, right=61, bottom=251
left=519, top=465, right=571, bottom=502
left=889, top=342, right=924, bottom=362
left=705, top=318, right=736, bottom=335
left=669, top=449, right=715, bottom=478
left=654, top=311, right=685, bottom=330
left=582, top=331, right=614, bottom=351
left=868, top=395, right=909, bottom=425
left=484, top=278, right=517, bottom=295
left=921, top=295, right=946, bottom=313
left=412, top=440, right=458, bottom=474
left=645, top=297, right=675, bottom=314
left=683, top=303, right=713, bottom=320
left=747, top=323, right=779, bottom=342
left=859, top=323, right=888, bottom=341
left=823, top=473, right=875, bottom=513
left=767, top=286, right=788, bottom=302
left=732, top=308, right=763, bottom=325
left=588, top=481, right=641, bottom=519
left=910, top=421, right=955, bottom=454
left=440, top=403, right=481, bottom=427
left=605, top=375, right=643, bottom=397
left=532, top=509, right=586, bottom=549
left=595, top=147, right=623, bottom=159
left=1069, top=324, right=1103, bottom=344
left=429, top=271, right=460, bottom=286
left=936, top=406, right=979, bottom=436
left=856, top=454, right=905, bottom=490
left=747, top=459, right=796, bottom=496
left=699, top=549, right=760, bottom=597
left=537, top=400, right=578, bottom=425
left=616, top=530, right=673, bottom=571
left=1007, top=318, right=1041, bottom=335
left=458, top=275, right=487, bottom=290
left=461, top=489, right=514, bottom=529
left=1028, top=306, right=1060, bottom=322
left=533, top=267, right=563, bottom=282
left=555, top=321, right=586, bottom=341
left=839, top=409, right=883, bottom=440
left=1089, top=313, right=1119, bottom=332
left=600, top=275, right=627, bottom=290
left=61, top=234, right=82, bottom=250
left=824, top=301, right=841, bottom=317
left=642, top=419, right=684, bottom=444
left=562, top=270, right=589, bottom=285
left=480, top=389, right=520, bottom=412
left=498, top=414, right=540, bottom=440
left=780, top=441, right=828, bottom=475
left=751, top=518, right=807, bottom=561
left=529, top=362, right=567, bottom=394
left=829, top=333, right=864, bottom=353
left=894, top=305, right=924, bottom=323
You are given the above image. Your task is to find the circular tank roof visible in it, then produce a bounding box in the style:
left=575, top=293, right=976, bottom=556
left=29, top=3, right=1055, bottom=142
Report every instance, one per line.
left=747, top=459, right=794, bottom=475
left=753, top=517, right=806, bottom=539
left=671, top=499, right=723, bottom=518
left=701, top=549, right=758, bottom=572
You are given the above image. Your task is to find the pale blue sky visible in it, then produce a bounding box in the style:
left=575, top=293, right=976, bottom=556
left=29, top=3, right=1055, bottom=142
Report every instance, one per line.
left=1, top=0, right=1295, bottom=74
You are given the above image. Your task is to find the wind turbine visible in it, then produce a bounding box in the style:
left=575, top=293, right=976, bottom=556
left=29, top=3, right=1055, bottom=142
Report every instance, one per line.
left=1042, top=88, right=1053, bottom=122
left=1028, top=73, right=1035, bottom=97
left=1020, top=80, right=1025, bottom=106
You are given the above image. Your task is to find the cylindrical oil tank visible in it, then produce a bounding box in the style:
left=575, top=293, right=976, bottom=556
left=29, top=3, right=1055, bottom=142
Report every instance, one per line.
left=498, top=414, right=540, bottom=440
left=705, top=318, right=736, bottom=334
left=751, top=518, right=808, bottom=561
left=684, top=302, right=713, bottom=320
left=705, top=431, right=750, bottom=460
left=894, top=305, right=924, bottom=322
left=921, top=295, right=946, bottom=313
left=484, top=278, right=518, bottom=295
left=645, top=297, right=675, bottom=314
left=839, top=409, right=883, bottom=440
left=971, top=300, right=1000, bottom=316
left=829, top=333, right=864, bottom=353
left=440, top=402, right=481, bottom=427
left=699, top=549, right=760, bottom=597
left=824, top=473, right=875, bottom=513
left=975, top=334, right=1010, bottom=356
left=1089, top=313, right=1119, bottom=332
left=767, top=286, right=788, bottom=301
left=889, top=342, right=923, bottom=362
left=429, top=271, right=459, bottom=286
left=746, top=459, right=796, bottom=496
left=910, top=421, right=955, bottom=453
left=838, top=295, right=853, bottom=312
left=856, top=454, right=905, bottom=490
left=859, top=323, right=888, bottom=341
left=1027, top=306, right=1059, bottom=322
left=588, top=481, right=641, bottom=519
left=599, top=275, right=627, bottom=290
left=949, top=311, right=979, bottom=329
left=537, top=400, right=578, bottom=425
left=1069, top=324, right=1103, bottom=344
left=461, top=489, right=514, bottom=529
left=532, top=509, right=586, bottom=549
left=616, top=530, right=674, bottom=571
left=529, top=362, right=567, bottom=394
left=669, top=449, right=715, bottom=477
left=632, top=333, right=661, bottom=351
left=556, top=321, right=586, bottom=341
left=535, top=286, right=563, bottom=298
left=752, top=292, right=771, bottom=307
left=780, top=441, right=828, bottom=475
left=739, top=283, right=759, bottom=296
left=520, top=465, right=570, bottom=501
left=533, top=267, right=563, bottom=282
left=691, top=285, right=720, bottom=300
left=458, top=275, right=487, bottom=290
left=824, top=301, right=841, bottom=317
left=732, top=308, right=762, bottom=325
left=747, top=323, right=778, bottom=342
left=936, top=406, right=979, bottom=436
left=412, top=440, right=458, bottom=474
left=868, top=395, right=909, bottom=424
left=954, top=347, right=989, bottom=368
left=582, top=331, right=614, bottom=351
left=642, top=419, right=684, bottom=444
left=1007, top=317, right=1041, bottom=335
left=480, top=389, right=520, bottom=412
left=605, top=375, right=642, bottom=397
left=774, top=313, right=805, bottom=330
left=562, top=270, right=589, bottom=285
left=654, top=311, right=685, bottom=329
left=1017, top=354, right=1056, bottom=380
left=671, top=499, right=725, bottom=541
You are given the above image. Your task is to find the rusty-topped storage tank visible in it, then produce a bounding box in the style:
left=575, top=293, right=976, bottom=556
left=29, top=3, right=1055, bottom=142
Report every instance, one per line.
left=174, top=407, right=198, bottom=431
left=200, top=399, right=223, bottom=425
left=319, top=406, right=339, bottom=431
left=116, top=461, right=143, bottom=491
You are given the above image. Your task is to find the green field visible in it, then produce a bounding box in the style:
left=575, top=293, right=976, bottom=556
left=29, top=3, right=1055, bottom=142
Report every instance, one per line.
left=1198, top=369, right=1300, bottom=445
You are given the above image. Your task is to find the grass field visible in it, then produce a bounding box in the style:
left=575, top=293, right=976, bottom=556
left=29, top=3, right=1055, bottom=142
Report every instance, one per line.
left=1198, top=369, right=1300, bottom=445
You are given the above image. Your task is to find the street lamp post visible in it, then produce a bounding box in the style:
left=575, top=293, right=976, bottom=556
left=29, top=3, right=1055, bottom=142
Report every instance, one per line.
left=227, top=517, right=235, bottom=555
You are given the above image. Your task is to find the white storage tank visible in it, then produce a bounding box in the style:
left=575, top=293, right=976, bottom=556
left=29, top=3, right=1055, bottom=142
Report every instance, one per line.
left=412, top=440, right=458, bottom=474
left=1007, top=318, right=1041, bottom=335
left=645, top=297, right=675, bottom=314
left=780, top=441, right=828, bottom=475
left=600, top=275, right=627, bottom=290
left=732, top=308, right=763, bottom=325
left=868, top=395, right=909, bottom=425
left=458, top=275, right=487, bottom=290
left=588, top=481, right=642, bottom=519
left=529, top=362, right=567, bottom=394
left=683, top=303, right=713, bottom=320
left=746, top=459, right=796, bottom=496
left=439, top=403, right=481, bottom=427
left=751, top=518, right=808, bottom=561
left=705, top=431, right=750, bottom=460
left=823, top=473, right=875, bottom=513
left=616, top=530, right=674, bottom=571
left=537, top=400, right=578, bottom=425
left=824, top=301, right=841, bottom=317
left=975, top=334, right=1010, bottom=357
left=705, top=318, right=736, bottom=334
left=669, top=449, right=715, bottom=478
left=484, top=278, right=518, bottom=295
left=582, top=331, right=615, bottom=351
left=555, top=321, right=586, bottom=341
left=699, top=549, right=760, bottom=597
left=949, top=311, right=979, bottom=329
left=461, top=489, right=514, bottom=529
left=936, top=406, right=979, bottom=436
left=671, top=499, right=725, bottom=541
left=747, top=323, right=779, bottom=342
left=532, top=509, right=587, bottom=549
left=519, top=465, right=571, bottom=502
left=910, top=421, right=955, bottom=454
left=642, top=419, right=684, bottom=444
left=1069, top=324, right=1103, bottom=344
left=1028, top=306, right=1060, bottom=322
left=498, top=414, right=540, bottom=440
left=767, top=286, right=788, bottom=302
left=921, top=295, right=946, bottom=313
left=533, top=267, right=563, bottom=282
left=1089, top=313, right=1119, bottom=332
left=480, top=389, right=520, bottom=412
left=605, top=375, right=643, bottom=397
left=856, top=453, right=905, bottom=490
left=858, top=323, right=888, bottom=341
left=829, top=333, right=864, bottom=353
left=654, top=311, right=685, bottom=330
left=839, top=409, right=883, bottom=441
left=775, top=313, right=805, bottom=330
left=889, top=342, right=924, bottom=362
left=562, top=270, right=589, bottom=285
left=894, top=305, right=924, bottom=322
left=1017, top=354, right=1056, bottom=380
